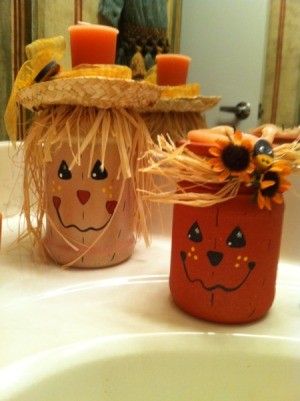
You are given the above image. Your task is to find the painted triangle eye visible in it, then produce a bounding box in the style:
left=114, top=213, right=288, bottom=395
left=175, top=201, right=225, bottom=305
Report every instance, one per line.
left=58, top=160, right=72, bottom=180
left=91, top=160, right=108, bottom=180
left=187, top=221, right=203, bottom=242
left=227, top=226, right=246, bottom=248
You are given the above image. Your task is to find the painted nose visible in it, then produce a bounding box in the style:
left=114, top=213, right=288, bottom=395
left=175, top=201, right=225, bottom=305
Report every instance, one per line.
left=77, top=190, right=91, bottom=205
left=207, top=251, right=223, bottom=267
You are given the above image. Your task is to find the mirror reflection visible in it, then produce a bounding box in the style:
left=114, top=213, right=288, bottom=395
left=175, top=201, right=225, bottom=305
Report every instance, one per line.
left=1, top=0, right=299, bottom=141
left=98, top=0, right=170, bottom=80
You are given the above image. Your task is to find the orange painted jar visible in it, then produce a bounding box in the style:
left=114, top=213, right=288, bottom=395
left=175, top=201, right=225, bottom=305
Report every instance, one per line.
left=169, top=143, right=285, bottom=324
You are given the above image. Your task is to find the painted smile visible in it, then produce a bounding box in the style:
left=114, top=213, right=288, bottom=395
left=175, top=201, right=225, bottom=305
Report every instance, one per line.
left=52, top=196, right=117, bottom=232
left=180, top=251, right=255, bottom=292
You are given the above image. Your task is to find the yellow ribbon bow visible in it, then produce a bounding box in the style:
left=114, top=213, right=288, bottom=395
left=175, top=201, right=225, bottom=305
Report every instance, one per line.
left=4, top=36, right=66, bottom=144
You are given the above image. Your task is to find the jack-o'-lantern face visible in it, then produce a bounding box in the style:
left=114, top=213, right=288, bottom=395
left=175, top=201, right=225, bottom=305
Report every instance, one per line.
left=170, top=199, right=284, bottom=323
left=181, top=221, right=255, bottom=306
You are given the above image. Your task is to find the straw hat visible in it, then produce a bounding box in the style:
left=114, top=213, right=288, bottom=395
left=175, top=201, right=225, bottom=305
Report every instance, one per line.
left=16, top=68, right=162, bottom=112
left=141, top=68, right=221, bottom=113
left=5, top=36, right=162, bottom=142
left=145, top=95, right=221, bottom=113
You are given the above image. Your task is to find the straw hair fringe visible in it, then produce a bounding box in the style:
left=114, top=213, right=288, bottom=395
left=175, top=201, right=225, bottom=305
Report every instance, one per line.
left=273, top=138, right=300, bottom=171
left=21, top=105, right=153, bottom=266
left=140, top=135, right=242, bottom=207
left=140, top=134, right=300, bottom=207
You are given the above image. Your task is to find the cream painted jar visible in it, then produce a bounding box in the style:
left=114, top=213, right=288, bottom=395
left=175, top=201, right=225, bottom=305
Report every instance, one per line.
left=22, top=105, right=152, bottom=268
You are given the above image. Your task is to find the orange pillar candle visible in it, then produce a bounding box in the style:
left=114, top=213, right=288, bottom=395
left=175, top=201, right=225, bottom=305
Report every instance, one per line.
left=68, top=23, right=119, bottom=67
left=156, top=54, right=191, bottom=86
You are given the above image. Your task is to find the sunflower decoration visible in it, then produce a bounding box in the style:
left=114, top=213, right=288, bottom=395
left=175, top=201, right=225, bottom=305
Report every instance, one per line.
left=256, top=161, right=291, bottom=211
left=208, top=129, right=255, bottom=182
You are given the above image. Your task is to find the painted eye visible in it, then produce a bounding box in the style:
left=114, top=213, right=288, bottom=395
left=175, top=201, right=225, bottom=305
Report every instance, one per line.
left=58, top=160, right=72, bottom=180
left=91, top=160, right=108, bottom=180
left=227, top=226, right=246, bottom=248
left=187, top=221, right=203, bottom=242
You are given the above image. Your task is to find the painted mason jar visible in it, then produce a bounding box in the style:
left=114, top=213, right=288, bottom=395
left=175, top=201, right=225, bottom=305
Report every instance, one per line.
left=21, top=102, right=159, bottom=268
left=5, top=36, right=161, bottom=268
left=170, top=185, right=285, bottom=323
left=169, top=141, right=287, bottom=323
left=142, top=131, right=292, bottom=324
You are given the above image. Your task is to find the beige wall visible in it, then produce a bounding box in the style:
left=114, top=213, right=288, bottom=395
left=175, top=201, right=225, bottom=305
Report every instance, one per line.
left=82, top=0, right=99, bottom=24
left=262, top=0, right=300, bottom=127
left=36, top=1, right=74, bottom=70
left=36, top=0, right=100, bottom=70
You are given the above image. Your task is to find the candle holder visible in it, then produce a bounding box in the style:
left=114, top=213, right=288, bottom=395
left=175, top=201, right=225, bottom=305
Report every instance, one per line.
left=140, top=67, right=221, bottom=143
left=69, top=23, right=119, bottom=67
left=139, top=55, right=220, bottom=143
left=140, top=128, right=300, bottom=323
left=156, top=54, right=191, bottom=86
left=5, top=36, right=161, bottom=268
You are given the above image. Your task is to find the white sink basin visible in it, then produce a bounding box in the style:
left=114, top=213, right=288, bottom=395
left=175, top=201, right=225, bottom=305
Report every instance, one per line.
left=1, top=332, right=299, bottom=401
left=0, top=234, right=299, bottom=401
left=0, top=141, right=300, bottom=400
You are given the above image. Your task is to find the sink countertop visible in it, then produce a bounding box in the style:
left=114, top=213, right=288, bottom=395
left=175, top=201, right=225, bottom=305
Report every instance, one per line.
left=1, top=214, right=300, bottom=371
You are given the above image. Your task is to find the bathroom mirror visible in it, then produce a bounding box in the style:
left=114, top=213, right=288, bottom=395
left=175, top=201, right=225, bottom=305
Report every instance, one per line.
left=180, top=0, right=299, bottom=130
left=1, top=0, right=299, bottom=141
left=0, top=0, right=181, bottom=141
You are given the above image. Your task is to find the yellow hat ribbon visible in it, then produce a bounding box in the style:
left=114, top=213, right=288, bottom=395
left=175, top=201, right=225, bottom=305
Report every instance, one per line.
left=4, top=36, right=66, bottom=144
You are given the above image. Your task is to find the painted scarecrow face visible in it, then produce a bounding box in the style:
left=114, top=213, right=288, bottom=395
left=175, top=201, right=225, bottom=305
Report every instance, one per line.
left=44, top=141, right=135, bottom=267
left=170, top=197, right=284, bottom=323
left=48, top=144, right=118, bottom=233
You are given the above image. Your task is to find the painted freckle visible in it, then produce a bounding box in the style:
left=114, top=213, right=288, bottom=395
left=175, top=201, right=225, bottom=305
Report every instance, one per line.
left=235, top=256, right=249, bottom=268
left=101, top=186, right=114, bottom=198
left=188, top=246, right=198, bottom=260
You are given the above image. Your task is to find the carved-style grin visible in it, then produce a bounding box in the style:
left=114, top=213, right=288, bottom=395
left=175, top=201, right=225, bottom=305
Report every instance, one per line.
left=180, top=251, right=255, bottom=292
left=52, top=196, right=117, bottom=233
